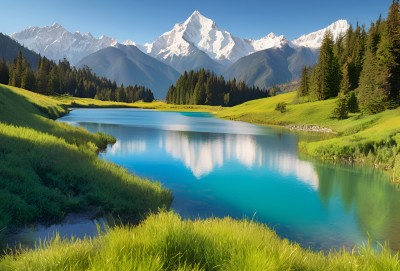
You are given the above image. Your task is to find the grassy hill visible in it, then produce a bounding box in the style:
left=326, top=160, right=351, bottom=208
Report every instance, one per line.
left=0, top=84, right=172, bottom=236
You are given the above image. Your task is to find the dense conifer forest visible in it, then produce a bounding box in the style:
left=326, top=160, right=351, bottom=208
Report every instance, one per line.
left=298, top=0, right=400, bottom=119
left=166, top=69, right=268, bottom=106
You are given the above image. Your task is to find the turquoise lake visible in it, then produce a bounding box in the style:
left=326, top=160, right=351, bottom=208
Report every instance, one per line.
left=59, top=108, right=400, bottom=252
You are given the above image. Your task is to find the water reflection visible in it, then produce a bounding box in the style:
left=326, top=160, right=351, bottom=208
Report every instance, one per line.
left=163, top=131, right=319, bottom=189
left=108, top=139, right=146, bottom=155
left=315, top=164, right=400, bottom=250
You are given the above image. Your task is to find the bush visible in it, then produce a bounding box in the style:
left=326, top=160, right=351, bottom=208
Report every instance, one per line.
left=275, top=102, right=287, bottom=113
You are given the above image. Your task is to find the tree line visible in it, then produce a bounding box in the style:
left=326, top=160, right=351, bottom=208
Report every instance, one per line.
left=0, top=53, right=154, bottom=102
left=166, top=69, right=268, bottom=106
left=298, top=0, right=400, bottom=118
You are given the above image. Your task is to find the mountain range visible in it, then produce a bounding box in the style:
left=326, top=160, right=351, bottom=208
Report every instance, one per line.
left=9, top=11, right=350, bottom=98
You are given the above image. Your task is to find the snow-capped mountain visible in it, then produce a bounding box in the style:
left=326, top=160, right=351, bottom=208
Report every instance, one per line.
left=292, top=20, right=350, bottom=48
left=247, top=33, right=289, bottom=52
left=11, top=23, right=118, bottom=65
left=145, top=11, right=290, bottom=67
left=144, top=11, right=349, bottom=69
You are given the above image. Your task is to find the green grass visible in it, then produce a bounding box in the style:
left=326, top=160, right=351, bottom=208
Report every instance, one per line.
left=1, top=212, right=399, bottom=271
left=53, top=95, right=223, bottom=113
left=0, top=84, right=172, bottom=237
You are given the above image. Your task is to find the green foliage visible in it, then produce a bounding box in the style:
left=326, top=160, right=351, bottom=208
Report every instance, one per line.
left=0, top=59, right=9, bottom=84
left=1, top=211, right=399, bottom=271
left=297, top=66, right=310, bottom=97
left=385, top=0, right=400, bottom=102
left=275, top=102, right=287, bottom=113
left=331, top=94, right=349, bottom=119
left=358, top=50, right=388, bottom=114
left=166, top=69, right=268, bottom=106
left=347, top=91, right=359, bottom=113
left=0, top=85, right=171, bottom=234
left=310, top=31, right=342, bottom=100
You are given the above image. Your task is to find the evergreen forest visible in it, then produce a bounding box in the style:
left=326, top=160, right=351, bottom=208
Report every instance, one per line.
left=0, top=53, right=154, bottom=103
left=166, top=69, right=268, bottom=106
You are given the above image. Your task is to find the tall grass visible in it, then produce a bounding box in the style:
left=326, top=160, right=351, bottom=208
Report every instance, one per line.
left=1, top=212, right=399, bottom=270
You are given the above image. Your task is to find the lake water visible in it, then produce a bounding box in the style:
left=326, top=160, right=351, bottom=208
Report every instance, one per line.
left=57, top=108, right=400, bottom=252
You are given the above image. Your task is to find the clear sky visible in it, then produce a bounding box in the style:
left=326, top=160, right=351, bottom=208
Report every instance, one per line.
left=0, top=0, right=393, bottom=44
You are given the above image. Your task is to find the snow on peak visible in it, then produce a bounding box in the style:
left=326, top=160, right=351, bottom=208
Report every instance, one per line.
left=292, top=19, right=350, bottom=48
left=247, top=32, right=289, bottom=51
left=123, top=40, right=137, bottom=46
left=11, top=24, right=119, bottom=65
left=146, top=10, right=290, bottom=65
left=51, top=22, right=63, bottom=29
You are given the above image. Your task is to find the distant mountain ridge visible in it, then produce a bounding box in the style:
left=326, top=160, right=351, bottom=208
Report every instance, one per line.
left=11, top=23, right=118, bottom=65
left=77, top=44, right=180, bottom=99
left=0, top=33, right=40, bottom=69
left=8, top=13, right=350, bottom=97
left=224, top=45, right=319, bottom=90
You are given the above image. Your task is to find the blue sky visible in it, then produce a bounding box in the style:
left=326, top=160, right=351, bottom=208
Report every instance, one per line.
left=1, top=0, right=393, bottom=44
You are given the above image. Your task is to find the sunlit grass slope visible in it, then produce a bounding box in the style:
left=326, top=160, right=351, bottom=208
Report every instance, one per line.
left=53, top=95, right=223, bottom=113
left=1, top=212, right=399, bottom=271
left=0, top=84, right=172, bottom=235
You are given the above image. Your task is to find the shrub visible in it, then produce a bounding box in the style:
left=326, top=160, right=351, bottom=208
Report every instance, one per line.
left=275, top=102, right=287, bottom=113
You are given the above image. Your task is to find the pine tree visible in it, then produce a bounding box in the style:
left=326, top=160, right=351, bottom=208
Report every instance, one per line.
left=340, top=63, right=351, bottom=94
left=331, top=94, right=348, bottom=119
left=358, top=49, right=388, bottom=113
left=298, top=66, right=310, bottom=97
left=383, top=0, right=400, bottom=103
left=347, top=91, right=359, bottom=113
left=0, top=59, right=9, bottom=84
left=310, top=31, right=341, bottom=100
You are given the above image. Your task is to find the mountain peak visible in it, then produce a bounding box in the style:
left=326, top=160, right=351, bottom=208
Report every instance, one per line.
left=292, top=19, right=350, bottom=48
left=51, top=22, right=63, bottom=29
left=11, top=24, right=120, bottom=65
left=191, top=10, right=201, bottom=16
left=184, top=10, right=215, bottom=28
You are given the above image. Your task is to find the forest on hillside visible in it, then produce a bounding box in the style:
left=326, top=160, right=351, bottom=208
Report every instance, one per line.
left=166, top=69, right=268, bottom=106
left=0, top=52, right=154, bottom=103
left=298, top=0, right=400, bottom=119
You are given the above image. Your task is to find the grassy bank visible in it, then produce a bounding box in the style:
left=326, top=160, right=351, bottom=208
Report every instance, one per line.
left=0, top=84, right=172, bottom=236
left=1, top=212, right=399, bottom=270
left=53, top=94, right=223, bottom=113
left=216, top=92, right=400, bottom=180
